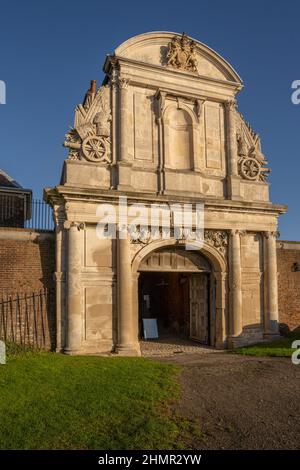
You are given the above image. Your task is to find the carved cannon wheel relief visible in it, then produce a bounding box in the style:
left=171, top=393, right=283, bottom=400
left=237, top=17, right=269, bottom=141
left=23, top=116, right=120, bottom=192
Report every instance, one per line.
left=82, top=135, right=109, bottom=163
left=240, top=157, right=261, bottom=180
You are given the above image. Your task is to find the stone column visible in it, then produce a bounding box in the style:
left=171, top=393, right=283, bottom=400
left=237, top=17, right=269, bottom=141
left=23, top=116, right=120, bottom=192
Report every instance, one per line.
left=116, top=233, right=141, bottom=356
left=214, top=271, right=227, bottom=348
left=263, top=231, right=280, bottom=337
left=53, top=204, right=67, bottom=352
left=117, top=77, right=132, bottom=190
left=54, top=224, right=63, bottom=352
left=64, top=221, right=84, bottom=354
left=229, top=230, right=243, bottom=343
left=225, top=100, right=240, bottom=199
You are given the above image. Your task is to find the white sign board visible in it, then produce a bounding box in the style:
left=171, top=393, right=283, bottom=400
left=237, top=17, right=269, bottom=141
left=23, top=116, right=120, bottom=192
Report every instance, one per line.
left=0, top=340, right=6, bottom=365
left=143, top=319, right=158, bottom=339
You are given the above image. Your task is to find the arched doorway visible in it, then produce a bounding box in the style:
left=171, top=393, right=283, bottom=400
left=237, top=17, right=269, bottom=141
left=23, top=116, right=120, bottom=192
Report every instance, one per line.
left=131, top=240, right=228, bottom=349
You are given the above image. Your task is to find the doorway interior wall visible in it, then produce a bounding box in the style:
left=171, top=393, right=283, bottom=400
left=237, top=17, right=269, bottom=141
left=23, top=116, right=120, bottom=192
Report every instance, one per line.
left=138, top=271, right=211, bottom=344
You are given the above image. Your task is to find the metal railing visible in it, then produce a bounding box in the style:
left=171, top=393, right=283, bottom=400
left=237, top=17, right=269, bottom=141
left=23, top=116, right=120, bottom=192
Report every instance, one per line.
left=0, top=195, right=54, bottom=231
left=0, top=289, right=56, bottom=352
left=25, top=199, right=54, bottom=231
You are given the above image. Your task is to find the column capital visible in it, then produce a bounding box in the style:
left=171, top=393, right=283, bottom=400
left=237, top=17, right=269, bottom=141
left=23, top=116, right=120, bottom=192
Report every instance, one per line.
left=118, top=77, right=130, bottom=89
left=230, top=229, right=246, bottom=237
left=224, top=99, right=237, bottom=111
left=63, top=221, right=85, bottom=231
left=263, top=230, right=279, bottom=239
left=213, top=271, right=227, bottom=282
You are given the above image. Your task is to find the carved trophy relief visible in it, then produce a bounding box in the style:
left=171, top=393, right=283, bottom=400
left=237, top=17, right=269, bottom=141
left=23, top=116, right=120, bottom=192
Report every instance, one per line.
left=204, top=230, right=228, bottom=255
left=165, top=33, right=198, bottom=73
left=236, top=113, right=270, bottom=182
left=63, top=81, right=112, bottom=163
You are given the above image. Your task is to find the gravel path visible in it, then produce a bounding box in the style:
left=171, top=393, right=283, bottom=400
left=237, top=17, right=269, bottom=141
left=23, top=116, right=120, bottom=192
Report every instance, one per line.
left=140, top=337, right=220, bottom=358
left=158, top=352, right=300, bottom=449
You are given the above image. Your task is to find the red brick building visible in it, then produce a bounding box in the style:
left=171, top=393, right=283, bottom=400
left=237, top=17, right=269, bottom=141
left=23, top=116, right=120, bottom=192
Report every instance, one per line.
left=0, top=168, right=32, bottom=228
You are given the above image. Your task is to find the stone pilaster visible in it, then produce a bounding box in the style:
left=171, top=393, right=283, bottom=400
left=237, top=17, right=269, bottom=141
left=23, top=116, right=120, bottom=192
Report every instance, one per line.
left=117, top=77, right=132, bottom=190
left=116, top=233, right=141, bottom=356
left=64, top=221, right=84, bottom=354
left=225, top=100, right=241, bottom=200
left=229, top=229, right=243, bottom=344
left=263, top=231, right=280, bottom=338
left=110, top=59, right=118, bottom=164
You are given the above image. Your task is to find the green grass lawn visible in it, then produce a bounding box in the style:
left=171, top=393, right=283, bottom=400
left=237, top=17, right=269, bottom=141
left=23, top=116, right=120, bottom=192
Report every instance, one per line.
left=0, top=351, right=196, bottom=450
left=233, top=331, right=300, bottom=357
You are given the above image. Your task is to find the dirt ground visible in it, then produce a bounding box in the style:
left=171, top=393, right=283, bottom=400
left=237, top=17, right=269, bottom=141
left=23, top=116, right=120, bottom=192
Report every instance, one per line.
left=159, top=352, right=300, bottom=449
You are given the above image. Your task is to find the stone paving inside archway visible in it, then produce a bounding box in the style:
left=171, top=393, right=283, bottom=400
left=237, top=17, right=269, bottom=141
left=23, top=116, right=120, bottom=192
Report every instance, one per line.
left=140, top=336, right=222, bottom=358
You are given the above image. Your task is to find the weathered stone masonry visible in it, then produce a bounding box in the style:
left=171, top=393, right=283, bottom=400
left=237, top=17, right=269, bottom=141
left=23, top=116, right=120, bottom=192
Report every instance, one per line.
left=44, top=31, right=287, bottom=355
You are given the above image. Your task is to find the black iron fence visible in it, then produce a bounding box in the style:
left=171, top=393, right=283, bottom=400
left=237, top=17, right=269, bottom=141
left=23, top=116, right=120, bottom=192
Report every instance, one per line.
left=0, top=289, right=56, bottom=352
left=25, top=199, right=54, bottom=231
left=0, top=194, right=54, bottom=231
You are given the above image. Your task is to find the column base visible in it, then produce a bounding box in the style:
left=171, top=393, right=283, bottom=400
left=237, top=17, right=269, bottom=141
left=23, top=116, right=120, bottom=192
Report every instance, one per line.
left=215, top=340, right=227, bottom=350
left=115, top=342, right=141, bottom=357
left=227, top=335, right=244, bottom=349
left=63, top=348, right=82, bottom=355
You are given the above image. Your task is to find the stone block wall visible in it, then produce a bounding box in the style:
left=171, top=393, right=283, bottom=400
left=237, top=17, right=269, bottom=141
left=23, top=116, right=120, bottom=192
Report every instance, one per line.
left=277, top=241, right=300, bottom=332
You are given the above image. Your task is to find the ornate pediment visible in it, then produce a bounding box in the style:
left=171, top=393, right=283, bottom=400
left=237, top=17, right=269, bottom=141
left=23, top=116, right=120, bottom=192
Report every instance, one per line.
left=63, top=81, right=112, bottom=163
left=113, top=32, right=242, bottom=84
left=236, top=113, right=270, bottom=182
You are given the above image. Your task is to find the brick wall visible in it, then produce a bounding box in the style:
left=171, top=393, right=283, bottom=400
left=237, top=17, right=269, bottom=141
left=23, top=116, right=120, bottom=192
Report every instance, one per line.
left=0, top=227, right=55, bottom=293
left=0, top=227, right=56, bottom=349
left=277, top=241, right=300, bottom=332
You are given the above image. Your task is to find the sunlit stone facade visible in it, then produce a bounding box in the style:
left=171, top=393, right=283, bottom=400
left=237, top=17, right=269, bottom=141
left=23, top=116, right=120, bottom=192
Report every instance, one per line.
left=45, top=32, right=286, bottom=355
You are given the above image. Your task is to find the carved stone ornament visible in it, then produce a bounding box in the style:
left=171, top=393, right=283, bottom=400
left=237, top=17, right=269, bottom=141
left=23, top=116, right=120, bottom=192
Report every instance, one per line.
left=129, top=225, right=152, bottom=244
left=63, top=82, right=112, bottom=164
left=166, top=33, right=198, bottom=73
left=236, top=114, right=270, bottom=182
left=82, top=135, right=110, bottom=163
left=128, top=226, right=228, bottom=255
left=263, top=230, right=280, bottom=239
left=204, top=230, right=228, bottom=254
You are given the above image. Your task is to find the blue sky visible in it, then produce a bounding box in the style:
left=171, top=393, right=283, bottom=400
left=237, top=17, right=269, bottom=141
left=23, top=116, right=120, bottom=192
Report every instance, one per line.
left=0, top=0, right=299, bottom=239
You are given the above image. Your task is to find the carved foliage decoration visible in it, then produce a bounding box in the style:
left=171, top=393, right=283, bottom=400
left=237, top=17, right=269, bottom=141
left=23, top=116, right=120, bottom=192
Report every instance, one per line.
left=63, top=82, right=112, bottom=163
left=128, top=225, right=228, bottom=258
left=204, top=230, right=228, bottom=254
left=236, top=113, right=270, bottom=182
left=166, top=33, right=198, bottom=73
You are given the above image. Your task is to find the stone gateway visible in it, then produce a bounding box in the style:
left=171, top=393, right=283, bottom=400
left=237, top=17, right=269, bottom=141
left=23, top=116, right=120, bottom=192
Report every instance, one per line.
left=45, top=32, right=287, bottom=355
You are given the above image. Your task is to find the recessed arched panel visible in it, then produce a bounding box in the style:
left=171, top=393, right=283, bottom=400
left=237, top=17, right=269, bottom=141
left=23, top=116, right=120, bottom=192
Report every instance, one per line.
left=164, top=107, right=193, bottom=170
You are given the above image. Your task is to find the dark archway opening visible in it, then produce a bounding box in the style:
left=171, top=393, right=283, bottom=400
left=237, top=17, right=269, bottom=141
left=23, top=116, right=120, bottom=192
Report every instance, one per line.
left=138, top=271, right=210, bottom=343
